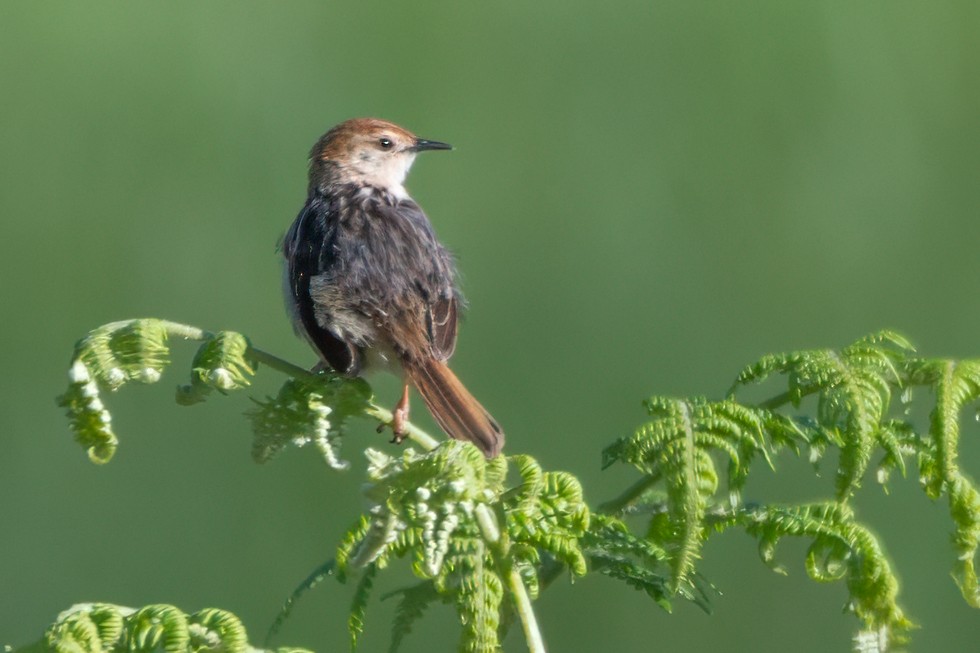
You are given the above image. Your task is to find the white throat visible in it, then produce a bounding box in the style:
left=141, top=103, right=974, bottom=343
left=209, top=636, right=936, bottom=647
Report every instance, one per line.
left=345, top=151, right=416, bottom=199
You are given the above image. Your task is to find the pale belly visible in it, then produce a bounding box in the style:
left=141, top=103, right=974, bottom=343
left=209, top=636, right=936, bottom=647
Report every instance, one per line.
left=283, top=268, right=404, bottom=378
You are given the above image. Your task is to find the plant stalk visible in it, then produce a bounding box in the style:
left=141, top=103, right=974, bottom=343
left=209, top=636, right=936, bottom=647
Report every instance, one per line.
left=475, top=504, right=547, bottom=653
left=148, top=319, right=443, bottom=451
left=506, top=566, right=547, bottom=653
left=598, top=471, right=663, bottom=515
left=249, top=346, right=441, bottom=451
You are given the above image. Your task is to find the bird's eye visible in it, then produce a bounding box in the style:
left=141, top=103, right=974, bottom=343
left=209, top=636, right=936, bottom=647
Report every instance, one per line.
left=378, top=137, right=393, bottom=150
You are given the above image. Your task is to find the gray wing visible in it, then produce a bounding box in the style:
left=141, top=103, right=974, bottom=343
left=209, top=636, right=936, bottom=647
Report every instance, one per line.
left=283, top=194, right=363, bottom=375
left=374, top=199, right=461, bottom=362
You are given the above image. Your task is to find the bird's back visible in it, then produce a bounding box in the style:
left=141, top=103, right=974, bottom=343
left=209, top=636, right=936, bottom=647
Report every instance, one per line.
left=283, top=184, right=460, bottom=373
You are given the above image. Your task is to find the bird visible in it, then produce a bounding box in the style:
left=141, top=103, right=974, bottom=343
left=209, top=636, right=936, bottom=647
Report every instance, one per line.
left=281, top=118, right=505, bottom=458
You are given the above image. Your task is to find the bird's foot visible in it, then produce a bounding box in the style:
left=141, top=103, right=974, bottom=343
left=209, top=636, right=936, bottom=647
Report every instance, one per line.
left=390, top=404, right=410, bottom=444
left=375, top=407, right=409, bottom=444
left=377, top=383, right=412, bottom=445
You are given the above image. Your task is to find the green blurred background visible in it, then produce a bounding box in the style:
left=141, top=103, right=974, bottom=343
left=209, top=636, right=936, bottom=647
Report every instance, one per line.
left=2, top=2, right=978, bottom=650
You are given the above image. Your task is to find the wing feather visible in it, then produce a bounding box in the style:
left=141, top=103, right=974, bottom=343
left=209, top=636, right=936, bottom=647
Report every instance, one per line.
left=283, top=195, right=362, bottom=375
left=376, top=200, right=460, bottom=361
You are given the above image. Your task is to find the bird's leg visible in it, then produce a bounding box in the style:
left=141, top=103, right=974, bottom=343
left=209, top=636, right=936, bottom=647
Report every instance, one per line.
left=391, top=382, right=411, bottom=443
left=378, top=382, right=411, bottom=444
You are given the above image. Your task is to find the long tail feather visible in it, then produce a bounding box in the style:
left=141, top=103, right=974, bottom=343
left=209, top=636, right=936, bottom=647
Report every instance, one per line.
left=406, top=359, right=504, bottom=458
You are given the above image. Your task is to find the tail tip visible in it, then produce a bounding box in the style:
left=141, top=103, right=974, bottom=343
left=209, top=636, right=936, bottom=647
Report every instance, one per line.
left=484, top=418, right=505, bottom=458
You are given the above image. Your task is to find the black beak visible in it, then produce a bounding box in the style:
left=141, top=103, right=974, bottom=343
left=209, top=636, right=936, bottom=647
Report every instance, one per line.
left=412, top=139, right=453, bottom=152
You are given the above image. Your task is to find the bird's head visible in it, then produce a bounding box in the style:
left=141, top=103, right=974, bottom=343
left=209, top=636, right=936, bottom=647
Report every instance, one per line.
left=309, top=118, right=452, bottom=197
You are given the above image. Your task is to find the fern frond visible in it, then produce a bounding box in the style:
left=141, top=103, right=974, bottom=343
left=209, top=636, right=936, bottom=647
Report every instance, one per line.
left=328, top=443, right=588, bottom=651
left=948, top=474, right=980, bottom=607
left=176, top=330, right=255, bottom=405
left=332, top=443, right=503, bottom=647
left=41, top=603, right=125, bottom=653
left=852, top=627, right=892, bottom=653
left=738, top=503, right=912, bottom=642
left=905, top=359, right=980, bottom=497
left=57, top=360, right=119, bottom=463
left=872, top=420, right=916, bottom=490
left=350, top=509, right=405, bottom=572
left=730, top=331, right=913, bottom=500
left=80, top=319, right=172, bottom=387
left=57, top=319, right=383, bottom=466
left=126, top=604, right=190, bottom=652
left=348, top=564, right=377, bottom=651
left=507, top=454, right=544, bottom=509
left=265, top=559, right=336, bottom=646
left=433, top=519, right=486, bottom=594
left=730, top=330, right=910, bottom=397
left=337, top=515, right=373, bottom=580
left=504, top=459, right=590, bottom=578
left=28, top=603, right=307, bottom=653
left=382, top=581, right=442, bottom=653
left=187, top=608, right=248, bottom=653
left=57, top=320, right=173, bottom=463
left=602, top=396, right=768, bottom=592
left=582, top=513, right=685, bottom=611
left=456, top=561, right=504, bottom=653
left=248, top=376, right=370, bottom=469
left=901, top=357, right=980, bottom=605
left=57, top=320, right=980, bottom=650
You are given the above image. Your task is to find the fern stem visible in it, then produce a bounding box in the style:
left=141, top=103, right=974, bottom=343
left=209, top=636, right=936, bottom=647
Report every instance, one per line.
left=364, top=403, right=441, bottom=451
left=247, top=346, right=441, bottom=451
left=139, top=319, right=442, bottom=452
left=506, top=566, right=546, bottom=653
left=155, top=319, right=212, bottom=341
left=475, top=504, right=546, bottom=653
left=248, top=346, right=320, bottom=381
left=598, top=471, right=662, bottom=515
left=758, top=390, right=792, bottom=410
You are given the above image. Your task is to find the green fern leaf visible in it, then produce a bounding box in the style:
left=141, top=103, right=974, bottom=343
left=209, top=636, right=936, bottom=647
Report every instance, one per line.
left=948, top=474, right=980, bottom=607
left=337, top=515, right=373, bottom=580
left=730, top=331, right=913, bottom=500
left=504, top=458, right=590, bottom=577
left=583, top=514, right=681, bottom=611
left=57, top=361, right=119, bottom=464
left=248, top=375, right=370, bottom=469
left=126, top=604, right=190, bottom=652
left=348, top=564, right=378, bottom=651
left=43, top=603, right=125, bottom=653
left=32, top=602, right=308, bottom=653
left=873, top=420, right=915, bottom=490
left=57, top=320, right=176, bottom=463
left=76, top=319, right=172, bottom=387
left=902, top=357, right=980, bottom=605
left=176, top=330, right=255, bottom=405
left=456, top=561, right=503, bottom=653
left=603, top=396, right=769, bottom=592
left=187, top=608, right=248, bottom=653
left=910, top=359, right=980, bottom=497
left=382, top=581, right=441, bottom=653
left=331, top=443, right=588, bottom=651
left=738, top=503, right=912, bottom=642
left=433, top=520, right=486, bottom=593
left=265, top=559, right=336, bottom=647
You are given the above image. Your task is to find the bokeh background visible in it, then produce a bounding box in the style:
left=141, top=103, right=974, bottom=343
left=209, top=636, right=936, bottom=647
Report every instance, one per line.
left=2, top=2, right=979, bottom=651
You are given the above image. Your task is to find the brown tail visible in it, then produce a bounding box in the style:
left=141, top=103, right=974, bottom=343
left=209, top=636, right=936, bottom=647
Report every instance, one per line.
left=406, top=358, right=504, bottom=458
